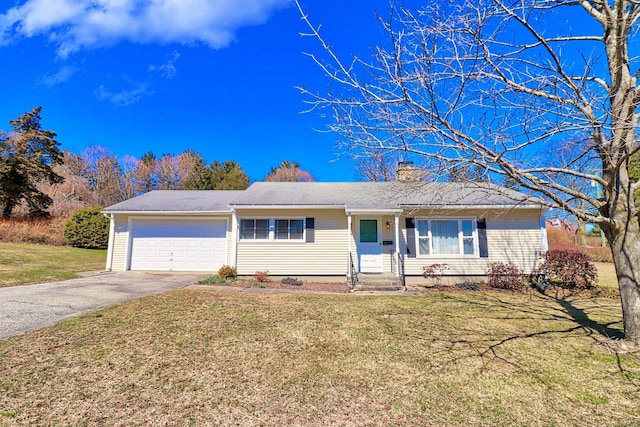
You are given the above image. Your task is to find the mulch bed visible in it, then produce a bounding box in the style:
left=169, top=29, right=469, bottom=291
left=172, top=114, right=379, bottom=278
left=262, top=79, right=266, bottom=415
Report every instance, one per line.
left=199, top=279, right=616, bottom=298
left=203, top=280, right=350, bottom=293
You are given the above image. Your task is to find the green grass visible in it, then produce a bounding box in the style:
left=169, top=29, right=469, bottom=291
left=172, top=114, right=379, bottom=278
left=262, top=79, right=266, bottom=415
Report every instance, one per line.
left=0, top=243, right=106, bottom=287
left=0, top=289, right=638, bottom=426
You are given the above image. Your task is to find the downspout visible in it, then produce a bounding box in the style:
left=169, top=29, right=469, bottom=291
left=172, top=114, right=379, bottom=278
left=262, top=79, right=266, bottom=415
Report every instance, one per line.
left=394, top=213, right=400, bottom=278
left=347, top=212, right=352, bottom=279
left=540, top=214, right=548, bottom=253
left=231, top=209, right=238, bottom=270
left=104, top=213, right=115, bottom=271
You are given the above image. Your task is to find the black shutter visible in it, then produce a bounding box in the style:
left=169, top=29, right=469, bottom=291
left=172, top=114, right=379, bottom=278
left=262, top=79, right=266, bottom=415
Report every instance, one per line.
left=477, top=219, right=489, bottom=258
left=405, top=217, right=416, bottom=258
left=305, top=217, right=315, bottom=243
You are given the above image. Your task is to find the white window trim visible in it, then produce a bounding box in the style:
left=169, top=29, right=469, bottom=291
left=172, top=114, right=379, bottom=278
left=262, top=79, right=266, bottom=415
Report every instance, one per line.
left=239, top=217, right=306, bottom=242
left=415, top=217, right=479, bottom=258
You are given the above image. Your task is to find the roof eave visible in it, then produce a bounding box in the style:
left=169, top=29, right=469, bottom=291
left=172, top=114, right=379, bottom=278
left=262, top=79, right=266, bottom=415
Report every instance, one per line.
left=345, top=208, right=404, bottom=214
left=231, top=204, right=346, bottom=210
left=401, top=203, right=544, bottom=210
left=102, top=210, right=233, bottom=215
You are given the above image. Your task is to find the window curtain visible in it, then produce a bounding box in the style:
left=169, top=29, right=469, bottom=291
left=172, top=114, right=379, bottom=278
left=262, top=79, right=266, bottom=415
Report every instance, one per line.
left=431, top=220, right=459, bottom=255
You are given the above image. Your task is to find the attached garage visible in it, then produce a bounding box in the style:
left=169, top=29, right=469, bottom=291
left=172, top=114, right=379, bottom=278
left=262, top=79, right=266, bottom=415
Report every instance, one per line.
left=129, top=219, right=228, bottom=272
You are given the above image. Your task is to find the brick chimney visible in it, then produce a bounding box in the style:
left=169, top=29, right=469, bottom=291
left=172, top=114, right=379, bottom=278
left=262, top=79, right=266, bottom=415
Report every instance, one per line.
left=397, top=161, right=421, bottom=182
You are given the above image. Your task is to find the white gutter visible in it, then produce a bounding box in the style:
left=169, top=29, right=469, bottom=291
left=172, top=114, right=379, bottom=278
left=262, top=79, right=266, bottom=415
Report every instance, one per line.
left=231, top=204, right=346, bottom=210
left=400, top=204, right=543, bottom=210
left=102, top=210, right=234, bottom=215
left=345, top=208, right=403, bottom=215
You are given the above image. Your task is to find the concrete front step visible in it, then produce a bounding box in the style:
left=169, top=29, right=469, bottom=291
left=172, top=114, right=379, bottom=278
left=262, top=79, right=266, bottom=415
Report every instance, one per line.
left=350, top=274, right=404, bottom=292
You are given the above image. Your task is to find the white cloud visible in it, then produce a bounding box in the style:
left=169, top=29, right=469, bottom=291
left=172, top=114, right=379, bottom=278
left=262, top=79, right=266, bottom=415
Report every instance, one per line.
left=1, top=0, right=291, bottom=57
left=36, top=65, right=79, bottom=86
left=148, top=50, right=180, bottom=79
left=94, top=81, right=152, bottom=106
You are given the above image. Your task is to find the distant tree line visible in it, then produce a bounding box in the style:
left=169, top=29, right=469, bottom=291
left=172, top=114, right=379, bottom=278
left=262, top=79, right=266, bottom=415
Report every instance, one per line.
left=0, top=107, right=315, bottom=218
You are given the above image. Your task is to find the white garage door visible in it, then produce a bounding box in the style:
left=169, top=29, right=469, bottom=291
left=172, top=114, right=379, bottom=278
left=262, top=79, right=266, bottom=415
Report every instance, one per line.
left=130, top=219, right=227, bottom=272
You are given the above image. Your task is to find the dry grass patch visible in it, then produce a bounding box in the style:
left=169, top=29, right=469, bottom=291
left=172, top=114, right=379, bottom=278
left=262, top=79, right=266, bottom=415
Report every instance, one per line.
left=0, top=243, right=106, bottom=287
left=0, top=290, right=639, bottom=426
left=594, top=262, right=618, bottom=289
left=0, top=217, right=67, bottom=246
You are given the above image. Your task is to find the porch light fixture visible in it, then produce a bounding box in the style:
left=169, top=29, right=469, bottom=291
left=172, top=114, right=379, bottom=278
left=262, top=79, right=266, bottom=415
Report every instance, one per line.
left=386, top=220, right=391, bottom=230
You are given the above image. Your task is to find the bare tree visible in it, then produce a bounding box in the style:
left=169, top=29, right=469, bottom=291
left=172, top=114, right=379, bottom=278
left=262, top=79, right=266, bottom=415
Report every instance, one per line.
left=154, top=154, right=176, bottom=190
left=133, top=151, right=157, bottom=194
left=120, top=155, right=139, bottom=201
left=82, top=145, right=124, bottom=207
left=297, top=0, right=640, bottom=344
left=356, top=149, right=404, bottom=182
left=265, top=160, right=315, bottom=182
left=41, top=151, right=92, bottom=217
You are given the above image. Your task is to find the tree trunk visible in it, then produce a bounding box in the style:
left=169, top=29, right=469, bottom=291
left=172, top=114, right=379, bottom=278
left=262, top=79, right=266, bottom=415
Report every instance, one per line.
left=605, top=221, right=640, bottom=345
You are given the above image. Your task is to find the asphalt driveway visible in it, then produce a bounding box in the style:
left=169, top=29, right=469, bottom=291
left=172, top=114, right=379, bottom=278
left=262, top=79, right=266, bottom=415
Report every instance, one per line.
left=0, top=272, right=207, bottom=340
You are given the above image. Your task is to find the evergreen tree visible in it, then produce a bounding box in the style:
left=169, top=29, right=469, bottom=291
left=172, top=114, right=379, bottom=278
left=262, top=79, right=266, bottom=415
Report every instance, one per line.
left=0, top=107, right=63, bottom=218
left=182, top=153, right=214, bottom=190
left=210, top=160, right=250, bottom=190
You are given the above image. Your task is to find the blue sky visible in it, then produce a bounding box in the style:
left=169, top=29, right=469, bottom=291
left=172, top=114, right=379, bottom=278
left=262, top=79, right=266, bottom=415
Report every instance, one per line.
left=0, top=0, right=393, bottom=182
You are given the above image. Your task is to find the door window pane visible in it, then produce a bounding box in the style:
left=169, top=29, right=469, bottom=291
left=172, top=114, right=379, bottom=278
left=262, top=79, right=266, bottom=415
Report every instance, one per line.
left=360, top=220, right=378, bottom=243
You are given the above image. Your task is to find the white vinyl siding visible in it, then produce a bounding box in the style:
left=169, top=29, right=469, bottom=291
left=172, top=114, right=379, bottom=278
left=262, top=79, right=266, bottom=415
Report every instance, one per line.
left=236, top=209, right=346, bottom=275
left=110, top=215, right=129, bottom=271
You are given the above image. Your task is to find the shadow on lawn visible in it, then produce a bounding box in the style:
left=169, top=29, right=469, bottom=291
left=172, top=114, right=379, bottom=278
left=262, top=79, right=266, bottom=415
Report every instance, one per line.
left=422, top=291, right=639, bottom=389
left=551, top=296, right=622, bottom=340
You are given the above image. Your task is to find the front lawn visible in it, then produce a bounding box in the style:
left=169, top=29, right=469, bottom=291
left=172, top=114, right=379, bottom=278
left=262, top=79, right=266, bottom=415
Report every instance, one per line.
left=0, top=243, right=106, bottom=287
left=0, top=289, right=638, bottom=426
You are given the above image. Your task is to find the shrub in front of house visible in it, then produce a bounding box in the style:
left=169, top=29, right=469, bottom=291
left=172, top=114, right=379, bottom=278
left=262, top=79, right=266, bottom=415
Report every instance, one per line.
left=487, top=262, right=525, bottom=291
left=422, top=263, right=450, bottom=287
left=218, top=265, right=237, bottom=279
left=281, top=277, right=303, bottom=286
left=538, top=250, right=598, bottom=290
left=63, top=206, right=109, bottom=249
left=253, top=271, right=270, bottom=282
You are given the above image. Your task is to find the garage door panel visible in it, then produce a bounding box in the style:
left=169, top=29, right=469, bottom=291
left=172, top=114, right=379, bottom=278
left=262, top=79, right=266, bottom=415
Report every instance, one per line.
left=130, top=219, right=227, bottom=272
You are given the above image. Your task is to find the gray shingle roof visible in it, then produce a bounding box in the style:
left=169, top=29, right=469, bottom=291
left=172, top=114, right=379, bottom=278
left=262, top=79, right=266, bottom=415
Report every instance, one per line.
left=235, top=182, right=540, bottom=209
left=104, top=182, right=541, bottom=213
left=103, top=190, right=243, bottom=212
